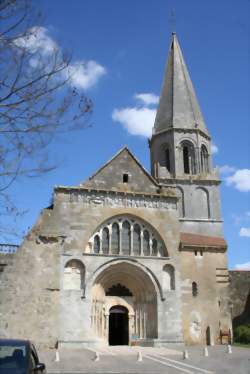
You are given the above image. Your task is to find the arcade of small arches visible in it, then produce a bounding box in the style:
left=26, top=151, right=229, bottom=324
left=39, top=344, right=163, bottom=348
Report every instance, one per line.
left=86, top=216, right=168, bottom=257
left=160, top=141, right=210, bottom=176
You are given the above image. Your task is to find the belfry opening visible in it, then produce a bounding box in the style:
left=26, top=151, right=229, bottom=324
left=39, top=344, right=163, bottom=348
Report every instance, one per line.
left=91, top=261, right=158, bottom=345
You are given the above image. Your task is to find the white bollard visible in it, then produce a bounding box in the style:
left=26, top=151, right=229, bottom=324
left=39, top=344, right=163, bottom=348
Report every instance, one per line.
left=227, top=345, right=232, bottom=354
left=93, top=351, right=100, bottom=361
left=183, top=349, right=189, bottom=359
left=204, top=346, right=209, bottom=357
left=137, top=350, right=143, bottom=362
left=55, top=350, right=60, bottom=362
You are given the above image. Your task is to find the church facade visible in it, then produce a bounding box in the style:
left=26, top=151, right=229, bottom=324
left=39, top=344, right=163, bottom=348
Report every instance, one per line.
left=0, top=34, right=232, bottom=348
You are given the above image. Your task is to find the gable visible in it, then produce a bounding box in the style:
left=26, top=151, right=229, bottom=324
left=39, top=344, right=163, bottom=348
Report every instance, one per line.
left=81, top=147, right=159, bottom=194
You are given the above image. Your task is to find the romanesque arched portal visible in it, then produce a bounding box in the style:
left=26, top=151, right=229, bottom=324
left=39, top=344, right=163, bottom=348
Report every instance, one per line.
left=91, top=261, right=158, bottom=345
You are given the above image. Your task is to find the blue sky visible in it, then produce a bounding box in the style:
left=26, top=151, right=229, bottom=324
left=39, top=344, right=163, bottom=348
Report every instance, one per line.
left=4, top=0, right=250, bottom=269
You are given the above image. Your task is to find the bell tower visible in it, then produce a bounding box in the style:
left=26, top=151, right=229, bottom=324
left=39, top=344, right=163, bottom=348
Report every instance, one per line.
left=150, top=33, right=223, bottom=237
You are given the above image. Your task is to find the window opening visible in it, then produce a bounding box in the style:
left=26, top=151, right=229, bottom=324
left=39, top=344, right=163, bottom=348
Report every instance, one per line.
left=102, top=228, right=109, bottom=254
left=122, top=221, right=131, bottom=255
left=143, top=230, right=150, bottom=256
left=183, top=146, right=190, bottom=174
left=192, top=281, right=198, bottom=297
left=165, top=148, right=171, bottom=172
left=111, top=223, right=119, bottom=255
left=133, top=224, right=141, bottom=256
left=94, top=235, right=100, bottom=254
left=123, top=174, right=129, bottom=183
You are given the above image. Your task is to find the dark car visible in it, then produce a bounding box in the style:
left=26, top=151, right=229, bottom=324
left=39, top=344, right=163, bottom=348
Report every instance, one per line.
left=0, top=339, right=46, bottom=373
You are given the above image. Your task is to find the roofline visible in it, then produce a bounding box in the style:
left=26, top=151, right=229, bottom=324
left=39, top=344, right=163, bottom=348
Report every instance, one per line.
left=83, top=146, right=160, bottom=187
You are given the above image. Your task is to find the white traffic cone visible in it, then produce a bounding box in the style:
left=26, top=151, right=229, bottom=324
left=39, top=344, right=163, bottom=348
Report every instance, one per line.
left=183, top=349, right=189, bottom=359
left=93, top=351, right=100, bottom=361
left=137, top=350, right=143, bottom=362
left=227, top=345, right=232, bottom=354
left=55, top=350, right=60, bottom=362
left=204, top=346, right=209, bottom=357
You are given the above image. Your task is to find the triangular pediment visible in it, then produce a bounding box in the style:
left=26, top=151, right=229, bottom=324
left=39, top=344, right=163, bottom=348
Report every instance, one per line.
left=81, top=147, right=159, bottom=194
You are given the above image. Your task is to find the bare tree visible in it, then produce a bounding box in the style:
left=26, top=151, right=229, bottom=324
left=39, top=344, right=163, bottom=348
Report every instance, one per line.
left=0, top=0, right=92, bottom=237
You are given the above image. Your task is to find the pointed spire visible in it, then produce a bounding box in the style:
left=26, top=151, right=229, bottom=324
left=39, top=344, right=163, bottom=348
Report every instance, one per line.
left=153, top=33, right=208, bottom=135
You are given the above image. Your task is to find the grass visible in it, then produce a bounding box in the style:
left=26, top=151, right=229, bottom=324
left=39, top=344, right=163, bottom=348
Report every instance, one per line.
left=233, top=342, right=250, bottom=348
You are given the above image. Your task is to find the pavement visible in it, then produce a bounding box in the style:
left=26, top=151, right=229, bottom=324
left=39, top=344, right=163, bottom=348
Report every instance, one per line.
left=38, top=345, right=250, bottom=374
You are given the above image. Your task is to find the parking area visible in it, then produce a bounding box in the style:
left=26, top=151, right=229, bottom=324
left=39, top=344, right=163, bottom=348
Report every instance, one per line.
left=38, top=345, right=250, bottom=374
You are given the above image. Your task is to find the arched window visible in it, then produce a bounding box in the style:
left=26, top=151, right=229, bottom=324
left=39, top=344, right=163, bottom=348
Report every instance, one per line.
left=122, top=221, right=131, bottom=255
left=152, top=238, right=158, bottom=256
left=163, top=264, right=175, bottom=290
left=94, top=235, right=100, bottom=254
left=102, top=227, right=109, bottom=254
left=133, top=224, right=141, bottom=256
left=182, top=141, right=196, bottom=174
left=64, top=260, right=85, bottom=290
left=192, top=281, right=198, bottom=297
left=88, top=216, right=168, bottom=257
left=201, top=145, right=209, bottom=173
left=176, top=186, right=185, bottom=218
left=165, top=148, right=171, bottom=172
left=195, top=187, right=210, bottom=219
left=111, top=223, right=119, bottom=255
left=159, top=145, right=171, bottom=175
left=143, top=230, right=150, bottom=256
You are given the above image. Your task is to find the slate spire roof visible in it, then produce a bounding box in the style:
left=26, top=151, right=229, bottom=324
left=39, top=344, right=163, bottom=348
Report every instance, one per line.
left=153, top=33, right=208, bottom=135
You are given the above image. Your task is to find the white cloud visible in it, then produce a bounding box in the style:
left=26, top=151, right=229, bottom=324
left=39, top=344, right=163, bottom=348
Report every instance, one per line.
left=15, top=26, right=58, bottom=55
left=219, top=165, right=236, bottom=175
left=235, top=261, right=250, bottom=270
left=64, top=61, right=106, bottom=90
left=226, top=169, right=250, bottom=192
left=134, top=93, right=159, bottom=106
left=239, top=227, right=250, bottom=237
left=211, top=143, right=218, bottom=154
left=112, top=107, right=156, bottom=137
left=15, top=26, right=106, bottom=90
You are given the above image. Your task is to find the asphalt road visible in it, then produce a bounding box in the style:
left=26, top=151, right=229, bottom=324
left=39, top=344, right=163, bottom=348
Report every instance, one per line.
left=39, top=345, right=250, bottom=374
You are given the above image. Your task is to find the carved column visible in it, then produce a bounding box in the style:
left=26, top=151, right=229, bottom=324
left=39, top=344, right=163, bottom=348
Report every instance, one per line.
left=99, top=229, right=103, bottom=254
left=108, top=225, right=112, bottom=255
left=130, top=225, right=134, bottom=256
left=119, top=222, right=122, bottom=255
left=140, top=232, right=144, bottom=256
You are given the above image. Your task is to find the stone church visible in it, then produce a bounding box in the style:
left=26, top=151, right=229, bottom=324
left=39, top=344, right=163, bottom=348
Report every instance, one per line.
left=0, top=33, right=233, bottom=348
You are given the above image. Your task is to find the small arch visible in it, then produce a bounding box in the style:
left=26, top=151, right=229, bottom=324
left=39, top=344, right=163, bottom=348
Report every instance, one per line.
left=195, top=187, right=210, bottom=219
left=64, top=259, right=85, bottom=290
left=200, top=145, right=209, bottom=173
left=102, top=227, right=109, bottom=254
left=133, top=224, right=141, bottom=256
left=181, top=141, right=196, bottom=175
left=192, top=281, right=198, bottom=297
left=176, top=186, right=185, bottom=218
left=94, top=235, right=100, bottom=254
left=122, top=221, right=131, bottom=255
left=152, top=238, right=158, bottom=256
left=163, top=264, right=175, bottom=290
left=111, top=223, right=119, bottom=255
left=143, top=230, right=150, bottom=256
left=159, top=144, right=171, bottom=174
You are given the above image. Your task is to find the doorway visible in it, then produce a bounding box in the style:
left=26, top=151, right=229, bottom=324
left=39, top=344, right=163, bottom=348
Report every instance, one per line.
left=109, top=306, right=129, bottom=345
left=206, top=326, right=211, bottom=345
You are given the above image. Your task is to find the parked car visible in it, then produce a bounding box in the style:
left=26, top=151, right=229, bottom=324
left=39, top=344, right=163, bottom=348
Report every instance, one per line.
left=0, top=339, right=46, bottom=373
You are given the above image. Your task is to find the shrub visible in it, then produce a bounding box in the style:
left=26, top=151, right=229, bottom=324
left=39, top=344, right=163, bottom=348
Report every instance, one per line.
left=234, top=325, right=250, bottom=344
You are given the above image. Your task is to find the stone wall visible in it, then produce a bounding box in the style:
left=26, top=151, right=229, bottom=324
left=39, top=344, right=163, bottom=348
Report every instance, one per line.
left=229, top=270, right=250, bottom=327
